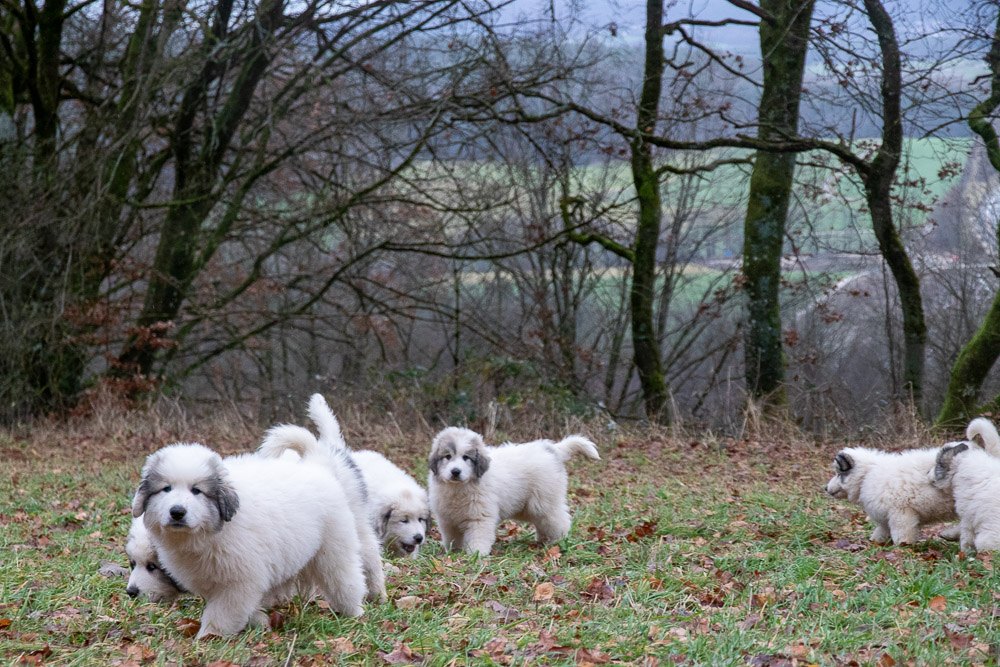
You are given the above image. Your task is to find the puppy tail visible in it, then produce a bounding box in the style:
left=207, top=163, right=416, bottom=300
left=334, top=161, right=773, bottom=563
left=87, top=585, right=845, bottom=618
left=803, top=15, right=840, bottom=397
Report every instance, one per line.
left=967, top=418, right=1000, bottom=458
left=308, top=393, right=348, bottom=451
left=258, top=424, right=323, bottom=460
left=551, top=435, right=600, bottom=462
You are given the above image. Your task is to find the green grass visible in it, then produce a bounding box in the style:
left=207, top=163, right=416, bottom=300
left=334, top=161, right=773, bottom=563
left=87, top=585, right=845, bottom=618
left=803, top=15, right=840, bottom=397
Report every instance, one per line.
left=2, top=429, right=1000, bottom=666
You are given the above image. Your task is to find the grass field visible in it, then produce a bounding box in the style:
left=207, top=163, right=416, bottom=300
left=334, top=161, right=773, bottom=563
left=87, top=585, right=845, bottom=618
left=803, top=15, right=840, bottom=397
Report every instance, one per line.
left=2, top=409, right=999, bottom=666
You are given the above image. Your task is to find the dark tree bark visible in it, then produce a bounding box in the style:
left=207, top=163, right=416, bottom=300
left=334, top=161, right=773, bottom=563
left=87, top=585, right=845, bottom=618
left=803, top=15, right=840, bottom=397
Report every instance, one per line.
left=114, top=0, right=286, bottom=377
left=936, top=9, right=1000, bottom=426
left=629, top=0, right=669, bottom=420
left=859, top=0, right=926, bottom=405
left=741, top=0, right=815, bottom=404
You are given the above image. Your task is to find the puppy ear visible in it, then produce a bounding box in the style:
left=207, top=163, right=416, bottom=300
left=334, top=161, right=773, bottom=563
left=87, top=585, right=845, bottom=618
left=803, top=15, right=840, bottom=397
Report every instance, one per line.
left=934, top=443, right=968, bottom=481
left=132, top=478, right=151, bottom=518
left=429, top=443, right=448, bottom=476
left=214, top=476, right=239, bottom=522
left=380, top=507, right=394, bottom=534
left=834, top=452, right=853, bottom=475
left=471, top=445, right=491, bottom=478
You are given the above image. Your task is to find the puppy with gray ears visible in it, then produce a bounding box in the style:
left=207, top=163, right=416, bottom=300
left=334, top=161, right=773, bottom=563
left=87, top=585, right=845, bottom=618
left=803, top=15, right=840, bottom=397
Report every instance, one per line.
left=427, top=427, right=599, bottom=556
left=305, top=393, right=431, bottom=559
left=929, top=419, right=1000, bottom=552
left=353, top=450, right=431, bottom=558
left=825, top=447, right=961, bottom=545
left=133, top=443, right=366, bottom=638
left=826, top=418, right=1000, bottom=546
left=125, top=515, right=185, bottom=603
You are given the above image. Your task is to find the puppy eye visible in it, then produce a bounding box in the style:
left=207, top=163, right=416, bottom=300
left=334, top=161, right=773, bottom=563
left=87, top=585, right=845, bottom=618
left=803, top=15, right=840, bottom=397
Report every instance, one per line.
left=146, top=562, right=158, bottom=572
left=191, top=488, right=201, bottom=495
left=401, top=518, right=409, bottom=524
left=129, top=559, right=136, bottom=569
left=443, top=454, right=451, bottom=460
left=462, top=455, right=471, bottom=462
left=162, top=486, right=172, bottom=493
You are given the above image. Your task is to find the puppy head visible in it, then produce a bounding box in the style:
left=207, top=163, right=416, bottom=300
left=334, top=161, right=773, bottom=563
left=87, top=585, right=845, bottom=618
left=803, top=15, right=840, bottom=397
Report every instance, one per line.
left=929, top=442, right=969, bottom=490
left=125, top=516, right=184, bottom=603
left=825, top=450, right=862, bottom=500
left=132, top=443, right=239, bottom=535
left=380, top=506, right=431, bottom=559
left=429, top=427, right=490, bottom=483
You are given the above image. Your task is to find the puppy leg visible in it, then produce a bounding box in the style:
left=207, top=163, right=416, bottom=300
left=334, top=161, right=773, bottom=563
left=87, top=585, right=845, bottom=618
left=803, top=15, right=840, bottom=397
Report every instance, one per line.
left=438, top=521, right=464, bottom=552
left=961, top=521, right=976, bottom=553
left=532, top=509, right=572, bottom=544
left=938, top=525, right=961, bottom=542
left=197, top=588, right=263, bottom=638
left=462, top=519, right=498, bottom=556
left=358, top=524, right=387, bottom=602
left=309, top=521, right=366, bottom=616
left=870, top=523, right=890, bottom=544
left=887, top=512, right=919, bottom=545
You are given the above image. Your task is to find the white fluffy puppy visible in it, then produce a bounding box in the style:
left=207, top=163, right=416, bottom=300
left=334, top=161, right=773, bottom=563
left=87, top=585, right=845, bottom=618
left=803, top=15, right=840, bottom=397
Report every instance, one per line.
left=133, top=443, right=365, bottom=638
left=427, top=427, right=599, bottom=555
left=125, top=516, right=185, bottom=603
left=826, top=419, right=1000, bottom=545
left=825, top=447, right=956, bottom=544
left=258, top=403, right=387, bottom=601
left=928, top=419, right=1000, bottom=552
left=307, top=394, right=430, bottom=558
left=353, top=450, right=431, bottom=558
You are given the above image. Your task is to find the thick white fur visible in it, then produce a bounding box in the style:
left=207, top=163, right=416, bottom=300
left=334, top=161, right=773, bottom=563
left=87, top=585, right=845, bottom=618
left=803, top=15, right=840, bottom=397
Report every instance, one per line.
left=929, top=420, right=1000, bottom=552
left=427, top=427, right=599, bottom=555
left=825, top=447, right=960, bottom=545
left=306, top=393, right=431, bottom=558
left=259, top=401, right=386, bottom=601
left=352, top=450, right=431, bottom=558
left=125, top=516, right=184, bottom=603
left=966, top=417, right=1000, bottom=454
left=133, top=443, right=365, bottom=638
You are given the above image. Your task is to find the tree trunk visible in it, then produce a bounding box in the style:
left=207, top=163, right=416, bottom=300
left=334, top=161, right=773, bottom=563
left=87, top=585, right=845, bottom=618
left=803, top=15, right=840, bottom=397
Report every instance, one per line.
left=741, top=0, right=815, bottom=404
left=115, top=0, right=284, bottom=378
left=936, top=9, right=1000, bottom=426
left=861, top=0, right=926, bottom=406
left=630, top=0, right=668, bottom=421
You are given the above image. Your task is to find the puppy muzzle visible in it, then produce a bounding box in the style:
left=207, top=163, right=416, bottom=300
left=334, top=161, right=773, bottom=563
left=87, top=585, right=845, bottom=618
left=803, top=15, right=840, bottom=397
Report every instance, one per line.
left=126, top=585, right=140, bottom=598
left=449, top=468, right=462, bottom=480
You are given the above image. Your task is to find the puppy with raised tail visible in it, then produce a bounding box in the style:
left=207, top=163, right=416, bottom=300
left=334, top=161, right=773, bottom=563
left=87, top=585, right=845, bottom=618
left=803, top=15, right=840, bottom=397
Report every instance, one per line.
left=929, top=418, right=1000, bottom=552
left=825, top=417, right=1000, bottom=545
left=133, top=443, right=366, bottom=638
left=259, top=396, right=387, bottom=599
left=307, top=393, right=430, bottom=558
left=427, top=427, right=599, bottom=555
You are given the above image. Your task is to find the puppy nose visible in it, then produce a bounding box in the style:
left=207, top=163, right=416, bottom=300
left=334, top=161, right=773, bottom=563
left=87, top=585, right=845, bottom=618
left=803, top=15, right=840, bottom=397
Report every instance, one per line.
left=126, top=586, right=139, bottom=598
left=413, top=534, right=424, bottom=544
left=450, top=468, right=461, bottom=478
left=170, top=505, right=187, bottom=520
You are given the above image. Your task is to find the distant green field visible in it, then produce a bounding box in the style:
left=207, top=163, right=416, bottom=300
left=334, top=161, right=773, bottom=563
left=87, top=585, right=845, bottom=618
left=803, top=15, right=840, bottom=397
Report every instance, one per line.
left=400, top=137, right=973, bottom=261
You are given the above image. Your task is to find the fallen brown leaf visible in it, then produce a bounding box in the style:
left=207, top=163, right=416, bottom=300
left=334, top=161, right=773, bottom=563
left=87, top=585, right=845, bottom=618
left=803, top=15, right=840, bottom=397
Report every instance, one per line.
left=380, top=642, right=422, bottom=664
left=928, top=595, right=947, bottom=612
left=533, top=582, right=554, bottom=603
left=175, top=617, right=200, bottom=638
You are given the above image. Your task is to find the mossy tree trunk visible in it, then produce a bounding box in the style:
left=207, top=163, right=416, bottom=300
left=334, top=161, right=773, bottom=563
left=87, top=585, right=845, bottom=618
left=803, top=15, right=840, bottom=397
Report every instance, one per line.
left=742, top=0, right=815, bottom=405
left=628, top=0, right=669, bottom=421
left=936, top=9, right=1000, bottom=426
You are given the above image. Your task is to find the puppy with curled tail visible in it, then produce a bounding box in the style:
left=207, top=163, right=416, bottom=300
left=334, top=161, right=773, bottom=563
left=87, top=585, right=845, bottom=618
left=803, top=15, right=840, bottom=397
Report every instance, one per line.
left=133, top=443, right=365, bottom=638
left=427, top=427, right=599, bottom=556
left=258, top=414, right=387, bottom=602
left=307, top=393, right=431, bottom=558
